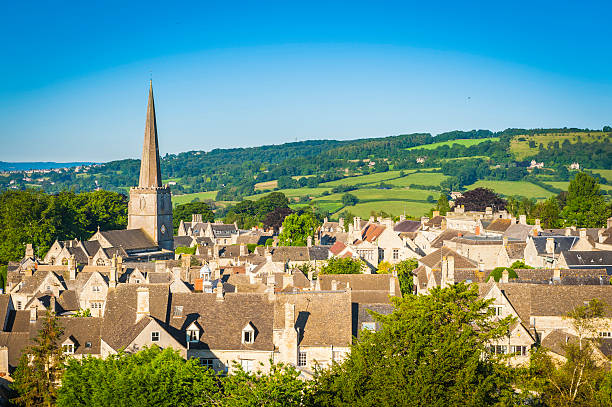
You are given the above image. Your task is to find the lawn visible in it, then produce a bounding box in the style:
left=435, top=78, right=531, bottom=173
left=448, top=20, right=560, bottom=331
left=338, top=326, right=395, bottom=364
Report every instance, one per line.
left=172, top=190, right=219, bottom=205
left=254, top=180, right=278, bottom=191
left=465, top=180, right=554, bottom=199
left=407, top=138, right=499, bottom=151
left=510, top=131, right=610, bottom=160
left=316, top=188, right=434, bottom=203
left=589, top=169, right=612, bottom=180
left=318, top=170, right=409, bottom=187
left=333, top=201, right=432, bottom=219
left=386, top=172, right=449, bottom=187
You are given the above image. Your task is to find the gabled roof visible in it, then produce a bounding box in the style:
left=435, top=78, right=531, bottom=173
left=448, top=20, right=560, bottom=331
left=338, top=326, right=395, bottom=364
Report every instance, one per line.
left=503, top=224, right=534, bottom=240
left=531, top=236, right=578, bottom=255
left=308, top=246, right=330, bottom=261
left=504, top=242, right=527, bottom=260
left=485, top=219, right=512, bottom=233
left=430, top=229, right=468, bottom=249
left=93, top=229, right=158, bottom=251
left=362, top=224, right=386, bottom=242
left=271, top=247, right=310, bottom=262
left=419, top=247, right=478, bottom=270
left=330, top=241, right=347, bottom=256
left=424, top=216, right=444, bottom=228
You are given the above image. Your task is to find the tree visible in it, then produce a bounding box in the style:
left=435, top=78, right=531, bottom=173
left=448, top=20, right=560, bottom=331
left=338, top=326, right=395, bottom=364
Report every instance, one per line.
left=57, top=346, right=218, bottom=407
left=278, top=213, right=320, bottom=246
left=455, top=188, right=506, bottom=212
left=13, top=311, right=66, bottom=407
left=529, top=299, right=610, bottom=406
left=320, top=257, right=363, bottom=275
left=310, top=284, right=518, bottom=406
left=376, top=261, right=393, bottom=274
left=562, top=172, right=611, bottom=227
left=532, top=198, right=561, bottom=228
left=222, top=361, right=309, bottom=406
left=341, top=193, right=358, bottom=206
left=172, top=201, right=215, bottom=233
left=394, top=258, right=418, bottom=296
left=262, top=207, right=293, bottom=232
left=435, top=193, right=451, bottom=215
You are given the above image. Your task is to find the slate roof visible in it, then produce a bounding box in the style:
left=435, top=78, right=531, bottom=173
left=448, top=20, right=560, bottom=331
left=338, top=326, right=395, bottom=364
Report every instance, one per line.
left=274, top=291, right=352, bottom=347
left=531, top=236, right=578, bottom=255
left=424, top=216, right=444, bottom=228
left=430, top=229, right=468, bottom=249
left=511, top=268, right=608, bottom=285
left=503, top=224, right=535, bottom=240
left=562, top=251, right=612, bottom=268
left=58, top=317, right=102, bottom=355
left=504, top=242, right=527, bottom=260
left=271, top=247, right=310, bottom=262
left=394, top=220, right=421, bottom=233
left=0, top=332, right=30, bottom=368
left=94, top=229, right=158, bottom=251
left=419, top=247, right=478, bottom=270
left=485, top=219, right=512, bottom=233
left=211, top=224, right=238, bottom=238
left=174, top=236, right=195, bottom=249
left=308, top=246, right=330, bottom=261
left=169, top=292, right=274, bottom=351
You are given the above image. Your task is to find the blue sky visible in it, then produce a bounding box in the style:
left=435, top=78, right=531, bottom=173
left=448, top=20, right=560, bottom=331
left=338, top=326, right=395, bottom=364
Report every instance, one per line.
left=1, top=1, right=611, bottom=162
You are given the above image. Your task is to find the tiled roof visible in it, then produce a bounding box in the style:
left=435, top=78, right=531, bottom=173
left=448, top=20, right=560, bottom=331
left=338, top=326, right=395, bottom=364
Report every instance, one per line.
left=512, top=268, right=607, bottom=285
left=271, top=247, right=310, bottom=262
left=531, top=236, right=578, bottom=255
left=485, top=219, right=512, bottom=233
left=95, top=229, right=158, bottom=251
left=504, top=243, right=527, bottom=260
left=329, top=241, right=347, bottom=256
left=308, top=246, right=330, bottom=261
left=503, top=224, right=534, bottom=240
left=394, top=220, right=421, bottom=233
left=362, top=224, right=385, bottom=242
left=419, top=247, right=477, bottom=270
left=562, top=251, right=612, bottom=267
left=425, top=216, right=444, bottom=228
left=430, top=229, right=466, bottom=249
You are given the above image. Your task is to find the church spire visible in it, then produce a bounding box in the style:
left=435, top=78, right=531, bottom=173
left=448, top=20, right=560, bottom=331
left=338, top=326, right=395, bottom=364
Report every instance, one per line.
left=138, top=80, right=162, bottom=188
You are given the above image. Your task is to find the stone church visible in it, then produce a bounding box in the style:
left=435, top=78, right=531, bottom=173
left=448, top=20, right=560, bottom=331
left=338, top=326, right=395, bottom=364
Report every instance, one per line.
left=87, top=81, right=174, bottom=262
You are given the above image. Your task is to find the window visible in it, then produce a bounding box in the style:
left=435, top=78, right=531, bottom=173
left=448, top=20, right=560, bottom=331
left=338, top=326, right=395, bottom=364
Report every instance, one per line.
left=490, top=345, right=507, bottom=355
left=187, top=329, right=199, bottom=342
left=151, top=331, right=160, bottom=342
left=92, top=285, right=101, bottom=292
left=85, top=342, right=92, bottom=348
left=90, top=302, right=102, bottom=309
left=46, top=285, right=52, bottom=291
left=489, top=305, right=503, bottom=317
left=599, top=332, right=612, bottom=338
left=173, top=306, right=183, bottom=317
left=511, top=345, right=527, bottom=356
left=361, top=322, right=376, bottom=331
left=298, top=351, right=307, bottom=367
left=392, top=249, right=399, bottom=260
left=199, top=358, right=214, bottom=368
left=240, top=359, right=253, bottom=372
left=16, top=301, right=22, bottom=310
left=63, top=344, right=74, bottom=354
left=243, top=330, right=253, bottom=344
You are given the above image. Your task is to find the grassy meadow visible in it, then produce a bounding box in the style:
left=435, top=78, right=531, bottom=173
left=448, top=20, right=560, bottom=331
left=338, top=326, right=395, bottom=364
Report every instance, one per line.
left=510, top=132, right=610, bottom=160
left=407, top=137, right=499, bottom=151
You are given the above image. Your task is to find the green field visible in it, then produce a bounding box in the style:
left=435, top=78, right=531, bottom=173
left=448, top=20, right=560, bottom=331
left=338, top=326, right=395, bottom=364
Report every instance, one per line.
left=245, top=187, right=332, bottom=201
left=510, top=132, right=610, bottom=160
left=466, top=180, right=554, bottom=199
left=254, top=180, right=278, bottom=191
left=589, top=169, right=612, bottom=180
left=333, top=201, right=432, bottom=219
left=385, top=172, right=449, bottom=187
left=407, top=138, right=499, bottom=151
left=172, top=191, right=218, bottom=205
left=313, top=188, right=433, bottom=203
left=318, top=170, right=408, bottom=187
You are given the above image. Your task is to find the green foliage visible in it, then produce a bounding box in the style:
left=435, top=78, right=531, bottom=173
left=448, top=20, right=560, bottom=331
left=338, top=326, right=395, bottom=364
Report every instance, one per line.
left=175, top=246, right=197, bottom=255
left=222, top=361, right=309, bottom=406
left=320, top=257, right=363, bottom=275
left=0, top=265, right=6, bottom=291
left=488, top=267, right=518, bottom=282
left=375, top=261, right=393, bottom=274
left=172, top=201, right=214, bottom=233
left=394, top=259, right=418, bottom=296
left=531, top=197, right=562, bottom=228
left=510, top=260, right=532, bottom=269
left=0, top=189, right=127, bottom=264
left=223, top=193, right=290, bottom=229
left=562, top=172, right=611, bottom=227
left=429, top=193, right=450, bottom=216
left=73, top=308, right=92, bottom=317
left=278, top=212, right=320, bottom=246
left=341, top=193, right=358, bottom=206
left=57, top=346, right=218, bottom=407
left=310, top=284, right=518, bottom=406
left=13, top=311, right=66, bottom=407
left=246, top=243, right=257, bottom=253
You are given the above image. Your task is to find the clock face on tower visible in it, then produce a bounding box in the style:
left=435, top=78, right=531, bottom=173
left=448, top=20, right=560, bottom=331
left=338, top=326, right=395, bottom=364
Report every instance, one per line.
left=160, top=224, right=166, bottom=235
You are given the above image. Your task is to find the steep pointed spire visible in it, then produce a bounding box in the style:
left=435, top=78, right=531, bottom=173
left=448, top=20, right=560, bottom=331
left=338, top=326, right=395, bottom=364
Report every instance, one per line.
left=139, top=80, right=162, bottom=188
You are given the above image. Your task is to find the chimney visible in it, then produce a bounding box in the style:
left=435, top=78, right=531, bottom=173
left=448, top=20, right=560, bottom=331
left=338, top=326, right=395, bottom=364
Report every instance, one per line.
left=369, top=216, right=375, bottom=223
left=599, top=230, right=606, bottom=243
left=331, top=280, right=338, bottom=291
left=477, top=258, right=483, bottom=274
left=182, top=254, right=192, bottom=270
left=565, top=227, right=572, bottom=236
left=579, top=228, right=587, bottom=239
left=68, top=255, right=76, bottom=281
left=354, top=217, right=361, bottom=231
left=553, top=268, right=561, bottom=281
left=338, top=217, right=344, bottom=230
left=535, top=219, right=541, bottom=228
left=324, top=217, right=328, bottom=224
left=519, top=215, right=527, bottom=225
left=432, top=210, right=440, bottom=218
left=315, top=278, right=321, bottom=291
left=307, top=236, right=312, bottom=247
left=49, top=296, right=56, bottom=313
left=546, top=238, right=555, bottom=254
left=501, top=269, right=509, bottom=283
left=265, top=247, right=273, bottom=262
left=283, top=274, right=293, bottom=289
left=216, top=283, right=224, bottom=301
left=389, top=276, right=395, bottom=296
left=447, top=256, right=455, bottom=284
left=502, top=237, right=508, bottom=246
left=87, top=256, right=94, bottom=266
left=441, top=218, right=447, bottom=231
left=29, top=306, right=37, bottom=323
left=607, top=217, right=612, bottom=229
left=136, top=287, right=150, bottom=322
left=266, top=276, right=275, bottom=300
left=399, top=214, right=406, bottom=222
left=172, top=267, right=182, bottom=281
left=25, top=244, right=34, bottom=258
left=532, top=227, right=539, bottom=237
left=285, top=302, right=295, bottom=331
left=475, top=225, right=481, bottom=236
left=239, top=243, right=247, bottom=256
left=441, top=256, right=448, bottom=287
left=485, top=207, right=492, bottom=216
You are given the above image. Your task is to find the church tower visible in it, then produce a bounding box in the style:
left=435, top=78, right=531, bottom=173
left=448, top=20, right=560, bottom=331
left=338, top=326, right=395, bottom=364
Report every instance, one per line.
left=127, top=81, right=174, bottom=251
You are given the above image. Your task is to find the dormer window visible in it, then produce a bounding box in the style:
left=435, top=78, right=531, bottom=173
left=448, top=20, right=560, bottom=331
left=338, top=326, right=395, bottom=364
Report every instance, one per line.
left=92, top=285, right=101, bottom=292
left=62, top=338, right=75, bottom=355
left=242, top=322, right=255, bottom=344
left=186, top=322, right=200, bottom=343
